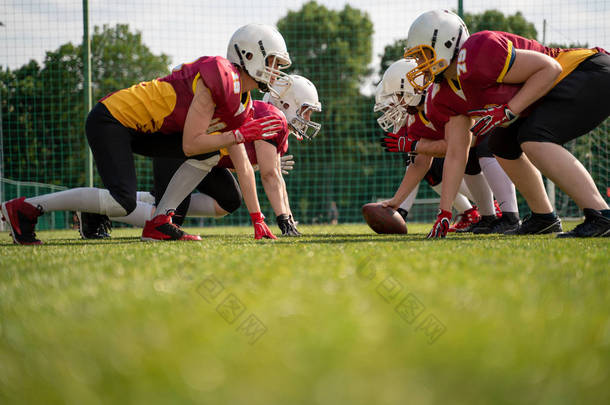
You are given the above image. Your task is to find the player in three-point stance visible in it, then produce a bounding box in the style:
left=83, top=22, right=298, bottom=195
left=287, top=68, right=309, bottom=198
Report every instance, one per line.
left=404, top=9, right=610, bottom=238
left=2, top=24, right=290, bottom=244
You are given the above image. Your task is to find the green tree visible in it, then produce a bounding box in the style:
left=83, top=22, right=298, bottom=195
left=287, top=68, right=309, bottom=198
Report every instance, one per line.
left=1, top=24, right=170, bottom=188
left=276, top=1, right=377, bottom=222
left=463, top=10, right=537, bottom=38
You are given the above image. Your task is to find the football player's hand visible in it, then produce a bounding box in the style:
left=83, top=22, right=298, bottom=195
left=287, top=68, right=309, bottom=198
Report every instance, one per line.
left=380, top=132, right=418, bottom=153
left=380, top=199, right=399, bottom=210
left=277, top=214, right=301, bottom=236
left=280, top=154, right=295, bottom=175
left=250, top=212, right=277, bottom=240
left=233, top=116, right=283, bottom=144
left=427, top=209, right=452, bottom=239
left=468, top=104, right=519, bottom=137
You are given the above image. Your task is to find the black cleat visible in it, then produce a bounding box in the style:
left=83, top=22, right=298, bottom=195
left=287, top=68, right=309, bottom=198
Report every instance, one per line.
left=471, top=215, right=497, bottom=234
left=1, top=197, right=43, bottom=245
left=487, top=216, right=521, bottom=234
left=505, top=213, right=562, bottom=235
left=557, top=209, right=610, bottom=238
left=76, top=211, right=112, bottom=239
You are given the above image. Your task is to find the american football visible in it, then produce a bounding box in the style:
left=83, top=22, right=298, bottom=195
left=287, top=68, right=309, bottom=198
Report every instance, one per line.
left=362, top=202, right=407, bottom=234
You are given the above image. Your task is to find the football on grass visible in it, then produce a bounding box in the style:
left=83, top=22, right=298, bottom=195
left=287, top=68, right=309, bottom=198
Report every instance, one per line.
left=362, top=203, right=407, bottom=234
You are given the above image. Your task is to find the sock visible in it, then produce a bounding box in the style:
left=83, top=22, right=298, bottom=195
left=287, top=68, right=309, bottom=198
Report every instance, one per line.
left=431, top=183, right=471, bottom=214
left=532, top=212, right=558, bottom=221
left=458, top=179, right=474, bottom=201
left=26, top=187, right=127, bottom=217
left=464, top=173, right=495, bottom=216
left=452, top=193, right=472, bottom=214
left=186, top=193, right=221, bottom=217
left=110, top=201, right=155, bottom=227
left=155, top=158, right=217, bottom=216
left=399, top=182, right=419, bottom=212
left=136, top=191, right=156, bottom=205
left=479, top=157, right=518, bottom=213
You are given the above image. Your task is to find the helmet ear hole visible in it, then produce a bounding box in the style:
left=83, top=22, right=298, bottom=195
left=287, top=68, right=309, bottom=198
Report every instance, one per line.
left=245, top=52, right=253, bottom=61
left=283, top=102, right=290, bottom=110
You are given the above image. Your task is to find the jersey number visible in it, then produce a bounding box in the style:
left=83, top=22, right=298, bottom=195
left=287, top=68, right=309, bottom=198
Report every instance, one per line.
left=457, top=49, right=467, bottom=77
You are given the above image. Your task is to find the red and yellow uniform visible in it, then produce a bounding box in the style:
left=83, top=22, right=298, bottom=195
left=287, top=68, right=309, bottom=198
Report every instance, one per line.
left=216, top=100, right=289, bottom=169
left=101, top=56, right=251, bottom=134
left=457, top=31, right=603, bottom=110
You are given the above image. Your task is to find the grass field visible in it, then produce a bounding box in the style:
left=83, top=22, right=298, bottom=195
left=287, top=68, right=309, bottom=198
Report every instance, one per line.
left=1, top=223, right=609, bottom=404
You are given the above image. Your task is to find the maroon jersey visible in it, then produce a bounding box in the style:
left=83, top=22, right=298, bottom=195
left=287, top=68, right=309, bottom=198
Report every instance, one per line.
left=400, top=110, right=442, bottom=141
left=425, top=78, right=469, bottom=126
left=216, top=100, right=289, bottom=169
left=101, top=56, right=251, bottom=134
left=457, top=31, right=600, bottom=110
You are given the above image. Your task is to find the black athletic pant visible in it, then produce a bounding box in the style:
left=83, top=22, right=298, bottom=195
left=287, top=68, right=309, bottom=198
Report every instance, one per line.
left=85, top=102, right=217, bottom=214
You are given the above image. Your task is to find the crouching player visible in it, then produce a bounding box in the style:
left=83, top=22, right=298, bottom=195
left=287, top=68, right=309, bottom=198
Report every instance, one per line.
left=79, top=75, right=322, bottom=239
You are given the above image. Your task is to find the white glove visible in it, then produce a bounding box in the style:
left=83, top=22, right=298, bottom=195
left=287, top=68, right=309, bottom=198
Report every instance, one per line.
left=280, top=155, right=295, bottom=175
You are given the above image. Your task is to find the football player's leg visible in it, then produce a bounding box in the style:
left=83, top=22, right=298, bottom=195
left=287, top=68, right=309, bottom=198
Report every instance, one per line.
left=154, top=156, right=220, bottom=218
left=518, top=53, right=610, bottom=212
left=193, top=167, right=242, bottom=218
left=476, top=136, right=520, bottom=233
left=489, top=125, right=561, bottom=235
left=463, top=153, right=494, bottom=217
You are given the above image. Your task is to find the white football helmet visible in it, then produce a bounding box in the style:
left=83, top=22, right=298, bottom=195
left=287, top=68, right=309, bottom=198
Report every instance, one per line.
left=264, top=75, right=322, bottom=140
left=404, top=9, right=469, bottom=92
left=227, top=24, right=292, bottom=96
left=374, top=58, right=423, bottom=133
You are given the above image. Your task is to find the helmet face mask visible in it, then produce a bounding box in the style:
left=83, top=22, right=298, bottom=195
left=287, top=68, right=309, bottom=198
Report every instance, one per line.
left=265, top=75, right=322, bottom=140
left=374, top=58, right=423, bottom=132
left=227, top=24, right=292, bottom=97
left=404, top=9, right=469, bottom=92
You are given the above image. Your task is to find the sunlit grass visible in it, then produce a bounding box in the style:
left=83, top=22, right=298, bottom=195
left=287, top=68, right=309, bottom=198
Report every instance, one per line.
left=1, top=224, right=609, bottom=404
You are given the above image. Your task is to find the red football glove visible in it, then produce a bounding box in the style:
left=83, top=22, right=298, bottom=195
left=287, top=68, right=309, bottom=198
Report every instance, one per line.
left=380, top=132, right=419, bottom=153
left=233, top=116, right=283, bottom=144
left=468, top=104, right=519, bottom=137
left=250, top=212, right=277, bottom=240
left=427, top=209, right=452, bottom=239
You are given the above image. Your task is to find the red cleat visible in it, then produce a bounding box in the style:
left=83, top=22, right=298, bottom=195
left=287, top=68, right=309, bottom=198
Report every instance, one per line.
left=1, top=197, right=43, bottom=245
left=449, top=207, right=481, bottom=233
left=494, top=200, right=503, bottom=218
left=141, top=211, right=202, bottom=241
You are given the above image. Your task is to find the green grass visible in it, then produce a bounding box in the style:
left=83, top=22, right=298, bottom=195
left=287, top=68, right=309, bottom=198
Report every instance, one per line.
left=1, top=223, right=609, bottom=405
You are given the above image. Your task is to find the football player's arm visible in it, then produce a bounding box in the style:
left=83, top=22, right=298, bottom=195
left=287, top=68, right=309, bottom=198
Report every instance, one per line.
left=227, top=143, right=261, bottom=214
left=382, top=153, right=433, bottom=209
left=255, top=140, right=288, bottom=216
left=439, top=115, right=472, bottom=212
left=501, top=49, right=562, bottom=115
left=182, top=78, right=237, bottom=156
left=413, top=138, right=448, bottom=158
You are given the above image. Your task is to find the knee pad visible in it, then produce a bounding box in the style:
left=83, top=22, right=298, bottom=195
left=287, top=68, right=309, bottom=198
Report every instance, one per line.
left=100, top=189, right=132, bottom=216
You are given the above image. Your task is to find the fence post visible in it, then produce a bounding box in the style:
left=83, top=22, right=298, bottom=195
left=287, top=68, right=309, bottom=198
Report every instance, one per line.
left=457, top=0, right=463, bottom=18
left=83, top=0, right=93, bottom=187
